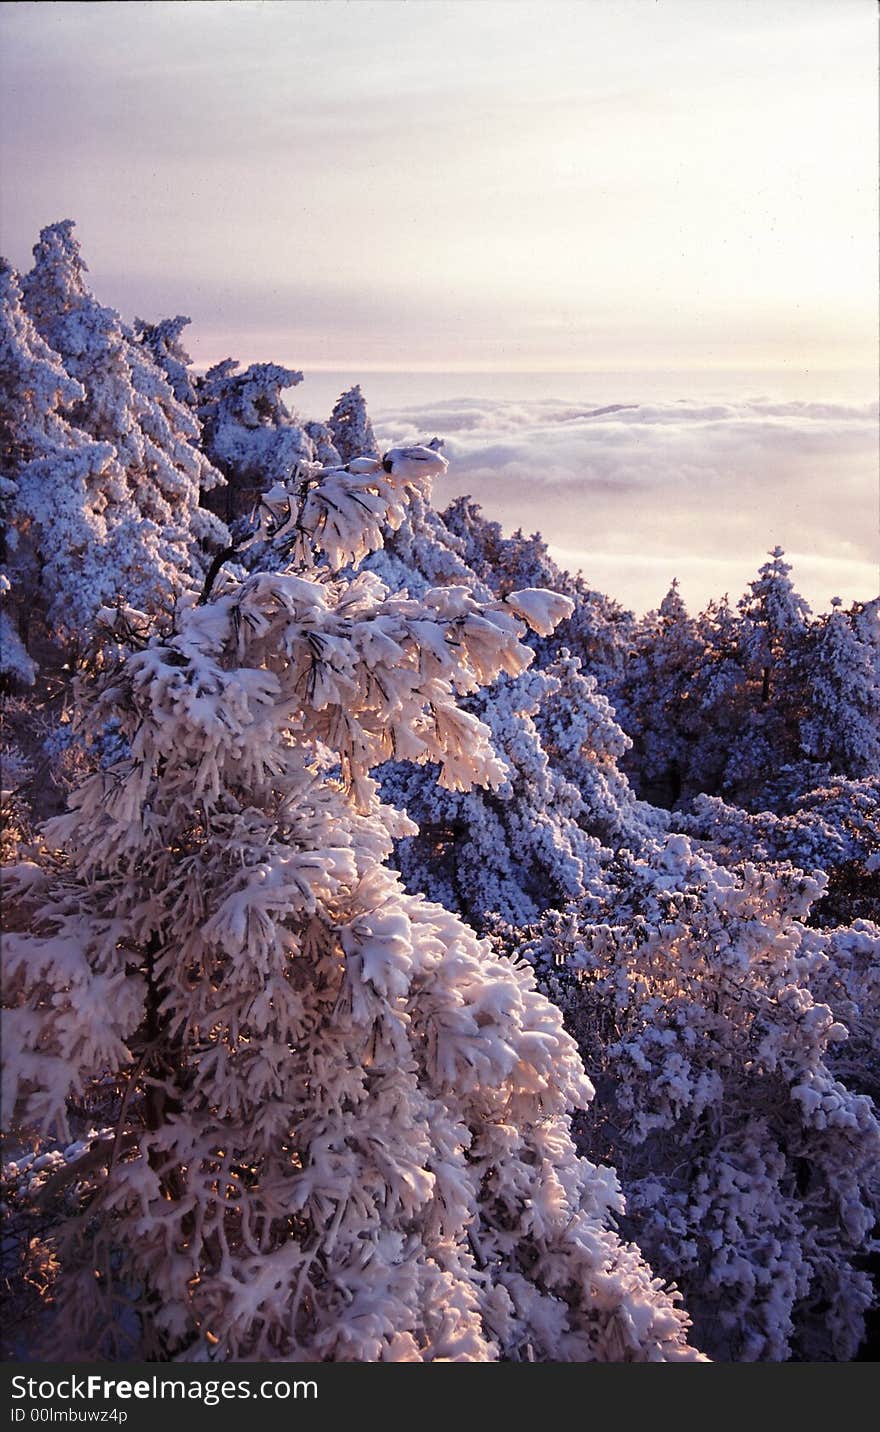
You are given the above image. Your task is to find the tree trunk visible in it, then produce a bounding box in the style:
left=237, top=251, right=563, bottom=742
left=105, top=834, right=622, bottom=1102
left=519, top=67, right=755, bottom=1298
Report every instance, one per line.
left=761, top=665, right=771, bottom=704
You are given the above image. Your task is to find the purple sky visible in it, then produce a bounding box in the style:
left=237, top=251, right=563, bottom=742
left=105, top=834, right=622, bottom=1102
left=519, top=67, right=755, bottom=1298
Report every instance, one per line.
left=2, top=0, right=877, bottom=374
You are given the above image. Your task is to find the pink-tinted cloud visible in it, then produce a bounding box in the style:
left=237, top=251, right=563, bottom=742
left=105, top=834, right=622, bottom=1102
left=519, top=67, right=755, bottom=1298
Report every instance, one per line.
left=375, top=393, right=879, bottom=613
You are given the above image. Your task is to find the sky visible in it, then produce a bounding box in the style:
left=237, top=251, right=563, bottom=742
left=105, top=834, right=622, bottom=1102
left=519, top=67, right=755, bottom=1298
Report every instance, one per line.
left=1, top=0, right=877, bottom=374
left=1, top=0, right=877, bottom=613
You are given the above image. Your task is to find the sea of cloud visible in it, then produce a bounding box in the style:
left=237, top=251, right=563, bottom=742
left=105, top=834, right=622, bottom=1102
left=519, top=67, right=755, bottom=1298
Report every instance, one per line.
left=373, top=393, right=879, bottom=615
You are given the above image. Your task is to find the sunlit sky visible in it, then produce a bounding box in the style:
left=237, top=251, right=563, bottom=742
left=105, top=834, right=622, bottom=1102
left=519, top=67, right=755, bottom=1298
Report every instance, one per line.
left=1, top=0, right=877, bottom=373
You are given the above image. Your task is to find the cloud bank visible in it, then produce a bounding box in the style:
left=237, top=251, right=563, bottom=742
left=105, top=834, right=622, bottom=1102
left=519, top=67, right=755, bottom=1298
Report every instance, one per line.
left=374, top=394, right=878, bottom=615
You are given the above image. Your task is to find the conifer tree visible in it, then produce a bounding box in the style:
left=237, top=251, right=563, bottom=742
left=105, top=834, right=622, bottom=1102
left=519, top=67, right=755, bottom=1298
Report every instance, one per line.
left=506, top=837, right=880, bottom=1362
left=134, top=314, right=199, bottom=407
left=20, top=221, right=227, bottom=616
left=721, top=548, right=813, bottom=806
left=799, top=599, right=880, bottom=779
left=197, top=359, right=312, bottom=523
left=302, top=420, right=341, bottom=469
left=442, top=496, right=634, bottom=691
left=738, top=546, right=811, bottom=707
left=367, top=479, right=656, bottom=928
left=384, top=662, right=608, bottom=928
left=614, top=580, right=704, bottom=806
left=0, top=259, right=117, bottom=677
left=685, top=595, right=748, bottom=796
left=2, top=444, right=700, bottom=1363
left=328, top=384, right=379, bottom=464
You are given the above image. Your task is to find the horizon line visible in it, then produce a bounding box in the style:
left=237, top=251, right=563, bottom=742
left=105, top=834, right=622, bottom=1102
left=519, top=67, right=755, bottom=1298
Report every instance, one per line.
left=188, top=360, right=879, bottom=378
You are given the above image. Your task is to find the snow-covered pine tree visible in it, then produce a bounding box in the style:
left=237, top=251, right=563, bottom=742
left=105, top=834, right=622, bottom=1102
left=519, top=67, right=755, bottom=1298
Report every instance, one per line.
left=2, top=442, right=701, bottom=1362
left=532, top=649, right=663, bottom=852
left=725, top=547, right=812, bottom=806
left=327, top=383, right=379, bottom=464
left=440, top=495, right=506, bottom=586
left=680, top=765, right=880, bottom=933
left=385, top=650, right=664, bottom=930
left=364, top=469, right=659, bottom=929
left=0, top=258, right=118, bottom=679
left=505, top=836, right=880, bottom=1362
left=799, top=598, right=880, bottom=780
left=677, top=774, right=880, bottom=1105
left=197, top=359, right=314, bottom=524
left=302, top=421, right=341, bottom=469
left=739, top=546, right=811, bottom=708
left=365, top=450, right=497, bottom=603
left=20, top=221, right=228, bottom=617
left=557, top=581, right=635, bottom=697
left=613, top=579, right=705, bottom=807
left=683, top=594, right=749, bottom=797
left=134, top=314, right=200, bottom=408
left=815, top=919, right=880, bottom=1106
left=442, top=497, right=634, bottom=693
left=384, top=662, right=609, bottom=928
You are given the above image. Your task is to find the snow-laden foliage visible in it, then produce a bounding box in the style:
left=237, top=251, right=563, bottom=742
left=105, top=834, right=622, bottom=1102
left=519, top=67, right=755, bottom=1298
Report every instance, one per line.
left=385, top=663, right=604, bottom=927
left=813, top=920, right=880, bottom=1105
left=714, top=546, right=813, bottom=805
left=679, top=774, right=880, bottom=940
left=799, top=600, right=880, bottom=779
left=532, top=652, right=663, bottom=852
left=607, top=553, right=878, bottom=814
left=134, top=314, right=200, bottom=408
left=369, top=486, right=490, bottom=601
left=612, top=580, right=708, bottom=807
left=677, top=595, right=750, bottom=797
left=327, top=384, right=379, bottom=465
left=386, top=654, right=665, bottom=929
left=2, top=443, right=700, bottom=1362
left=302, top=420, right=341, bottom=469
left=739, top=545, right=812, bottom=694
left=502, top=835, right=880, bottom=1362
left=256, top=445, right=450, bottom=577
left=16, top=222, right=227, bottom=625
left=198, top=359, right=312, bottom=525
left=0, top=258, right=119, bottom=672
left=362, top=478, right=661, bottom=928
left=442, top=495, right=636, bottom=691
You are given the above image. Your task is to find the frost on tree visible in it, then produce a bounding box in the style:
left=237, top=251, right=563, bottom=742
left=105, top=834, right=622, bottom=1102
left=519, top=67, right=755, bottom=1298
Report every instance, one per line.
left=504, top=835, right=880, bottom=1362
left=442, top=498, right=560, bottom=599
left=368, top=480, right=487, bottom=601
left=442, top=496, right=635, bottom=693
left=1, top=443, right=701, bottom=1362
left=385, top=663, right=606, bottom=928
left=724, top=547, right=812, bottom=806
left=363, top=473, right=659, bottom=928
left=682, top=771, right=880, bottom=920
left=386, top=653, right=664, bottom=930
left=302, top=420, right=341, bottom=469
left=533, top=651, right=663, bottom=852
left=612, top=579, right=707, bottom=808
left=739, top=546, right=811, bottom=704
left=327, top=384, right=379, bottom=465
left=605, top=556, right=871, bottom=814
left=134, top=314, right=200, bottom=408
left=198, top=359, right=313, bottom=524
left=799, top=599, right=880, bottom=781
left=19, top=221, right=228, bottom=618
left=0, top=259, right=119, bottom=677
left=682, top=595, right=750, bottom=797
